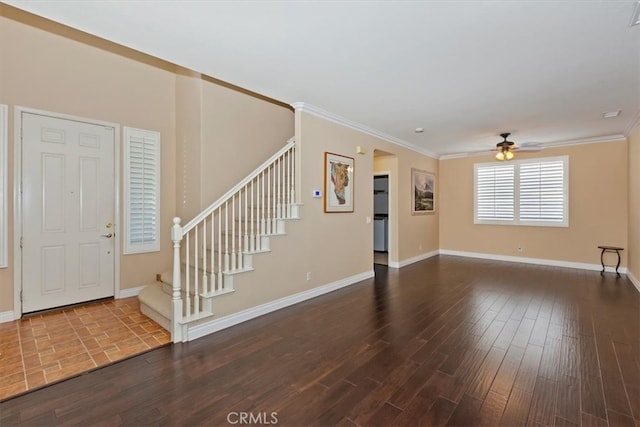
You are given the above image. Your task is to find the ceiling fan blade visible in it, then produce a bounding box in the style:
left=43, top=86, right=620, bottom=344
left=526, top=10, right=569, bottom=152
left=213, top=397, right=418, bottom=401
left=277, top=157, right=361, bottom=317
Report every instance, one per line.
left=515, top=145, right=543, bottom=152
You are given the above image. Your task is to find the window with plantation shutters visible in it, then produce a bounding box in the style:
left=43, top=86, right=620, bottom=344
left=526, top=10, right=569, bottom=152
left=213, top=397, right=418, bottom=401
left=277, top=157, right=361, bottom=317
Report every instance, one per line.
left=124, top=127, right=160, bottom=254
left=475, top=164, right=515, bottom=223
left=519, top=159, right=567, bottom=225
left=474, top=156, right=569, bottom=227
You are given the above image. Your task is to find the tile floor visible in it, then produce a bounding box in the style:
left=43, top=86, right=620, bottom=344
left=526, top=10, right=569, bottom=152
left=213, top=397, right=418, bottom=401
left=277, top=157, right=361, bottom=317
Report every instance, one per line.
left=0, top=297, right=170, bottom=401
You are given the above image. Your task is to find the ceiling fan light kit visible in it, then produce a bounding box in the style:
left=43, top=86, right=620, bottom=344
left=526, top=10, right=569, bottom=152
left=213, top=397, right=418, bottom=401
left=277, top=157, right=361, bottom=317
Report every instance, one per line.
left=495, top=149, right=514, bottom=161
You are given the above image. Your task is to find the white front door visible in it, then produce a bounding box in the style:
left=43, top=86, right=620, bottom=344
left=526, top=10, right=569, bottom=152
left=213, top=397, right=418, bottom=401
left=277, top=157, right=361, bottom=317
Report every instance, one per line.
left=21, top=112, right=116, bottom=313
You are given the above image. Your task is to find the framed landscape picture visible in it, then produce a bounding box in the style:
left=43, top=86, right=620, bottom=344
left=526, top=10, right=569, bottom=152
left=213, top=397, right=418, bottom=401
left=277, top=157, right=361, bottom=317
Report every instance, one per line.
left=324, top=152, right=354, bottom=213
left=412, top=168, right=435, bottom=215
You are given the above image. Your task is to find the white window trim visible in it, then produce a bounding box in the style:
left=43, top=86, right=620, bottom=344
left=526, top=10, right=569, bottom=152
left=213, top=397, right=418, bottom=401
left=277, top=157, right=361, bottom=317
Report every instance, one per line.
left=474, top=155, right=569, bottom=228
left=123, top=127, right=161, bottom=254
left=0, top=105, right=7, bottom=268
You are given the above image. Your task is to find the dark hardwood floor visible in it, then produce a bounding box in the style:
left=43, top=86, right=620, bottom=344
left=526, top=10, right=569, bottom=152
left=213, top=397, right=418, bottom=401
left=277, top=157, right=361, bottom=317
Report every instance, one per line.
left=2, top=256, right=639, bottom=426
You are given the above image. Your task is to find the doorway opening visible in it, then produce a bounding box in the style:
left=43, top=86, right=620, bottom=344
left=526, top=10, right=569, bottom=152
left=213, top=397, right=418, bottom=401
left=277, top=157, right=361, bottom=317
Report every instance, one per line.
left=373, top=174, right=389, bottom=265
left=373, top=148, right=396, bottom=268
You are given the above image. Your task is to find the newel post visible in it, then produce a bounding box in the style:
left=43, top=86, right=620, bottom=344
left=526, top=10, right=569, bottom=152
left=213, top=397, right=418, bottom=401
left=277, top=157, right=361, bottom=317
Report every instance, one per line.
left=171, top=217, right=183, bottom=342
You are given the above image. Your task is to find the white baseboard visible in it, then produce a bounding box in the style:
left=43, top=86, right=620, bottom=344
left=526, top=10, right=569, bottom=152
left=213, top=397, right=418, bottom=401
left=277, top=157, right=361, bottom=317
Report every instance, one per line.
left=438, top=249, right=628, bottom=274
left=0, top=310, right=16, bottom=323
left=389, top=250, right=439, bottom=268
left=188, top=270, right=375, bottom=341
left=628, top=270, right=640, bottom=294
left=117, top=285, right=146, bottom=299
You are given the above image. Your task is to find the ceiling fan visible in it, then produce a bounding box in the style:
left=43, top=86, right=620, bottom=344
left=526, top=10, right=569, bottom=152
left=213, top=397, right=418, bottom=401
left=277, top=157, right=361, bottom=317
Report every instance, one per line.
left=493, top=132, right=543, bottom=161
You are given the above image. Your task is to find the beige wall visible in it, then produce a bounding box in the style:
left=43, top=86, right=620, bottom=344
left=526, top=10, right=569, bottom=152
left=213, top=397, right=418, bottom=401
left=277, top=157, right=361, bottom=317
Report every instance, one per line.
left=175, top=71, right=204, bottom=221
left=628, top=126, right=640, bottom=281
left=204, top=111, right=439, bottom=318
left=200, top=79, right=294, bottom=208
left=440, top=141, right=628, bottom=266
left=372, top=145, right=439, bottom=264
left=175, top=73, right=293, bottom=222
left=0, top=6, right=293, bottom=315
left=0, top=6, right=177, bottom=312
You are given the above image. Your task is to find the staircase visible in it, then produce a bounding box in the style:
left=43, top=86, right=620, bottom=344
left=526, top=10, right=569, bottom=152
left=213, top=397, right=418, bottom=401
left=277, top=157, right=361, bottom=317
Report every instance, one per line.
left=138, top=138, right=299, bottom=342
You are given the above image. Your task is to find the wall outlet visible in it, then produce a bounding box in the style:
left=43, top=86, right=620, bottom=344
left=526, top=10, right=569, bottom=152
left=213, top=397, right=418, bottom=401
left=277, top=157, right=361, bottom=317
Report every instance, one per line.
left=517, top=246, right=523, bottom=253
left=419, top=243, right=423, bottom=250
left=306, top=272, right=312, bottom=281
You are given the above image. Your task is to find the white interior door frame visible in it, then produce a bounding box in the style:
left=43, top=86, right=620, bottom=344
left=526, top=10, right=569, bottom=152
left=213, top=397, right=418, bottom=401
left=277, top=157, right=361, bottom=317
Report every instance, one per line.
left=13, top=106, right=121, bottom=319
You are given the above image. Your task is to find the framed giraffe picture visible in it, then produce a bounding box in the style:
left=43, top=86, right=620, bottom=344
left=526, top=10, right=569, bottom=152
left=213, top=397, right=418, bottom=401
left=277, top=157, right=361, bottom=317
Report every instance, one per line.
left=324, top=152, right=354, bottom=213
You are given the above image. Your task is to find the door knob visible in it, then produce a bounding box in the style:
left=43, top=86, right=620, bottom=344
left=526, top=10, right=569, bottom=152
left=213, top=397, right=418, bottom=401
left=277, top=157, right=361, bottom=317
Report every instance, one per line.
left=101, top=233, right=113, bottom=238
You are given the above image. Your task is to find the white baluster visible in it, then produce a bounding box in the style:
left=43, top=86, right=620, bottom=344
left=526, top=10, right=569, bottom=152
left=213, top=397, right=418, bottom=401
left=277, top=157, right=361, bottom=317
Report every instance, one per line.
left=273, top=164, right=277, bottom=232
left=244, top=185, right=249, bottom=256
left=202, top=219, right=207, bottom=295
left=291, top=146, right=296, bottom=206
left=218, top=207, right=223, bottom=291
left=224, top=201, right=229, bottom=272
left=288, top=149, right=292, bottom=217
left=185, top=232, right=191, bottom=318
left=194, top=225, right=199, bottom=316
left=261, top=171, right=266, bottom=239
left=276, top=157, right=281, bottom=220
left=280, top=155, right=284, bottom=218
left=250, top=180, right=255, bottom=252
left=268, top=166, right=273, bottom=234
left=210, top=212, right=214, bottom=294
left=284, top=151, right=289, bottom=218
left=237, top=190, right=243, bottom=270
left=171, top=217, right=183, bottom=343
left=273, top=161, right=278, bottom=230
left=231, top=194, right=236, bottom=271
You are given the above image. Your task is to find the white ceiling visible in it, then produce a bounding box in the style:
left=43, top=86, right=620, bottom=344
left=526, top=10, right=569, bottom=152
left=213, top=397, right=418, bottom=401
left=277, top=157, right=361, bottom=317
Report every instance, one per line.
left=6, top=0, right=640, bottom=156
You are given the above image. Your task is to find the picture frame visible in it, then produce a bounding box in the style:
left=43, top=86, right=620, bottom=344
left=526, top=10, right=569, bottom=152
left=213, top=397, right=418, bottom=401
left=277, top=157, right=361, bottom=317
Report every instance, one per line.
left=324, top=152, right=354, bottom=213
left=412, top=168, right=435, bottom=215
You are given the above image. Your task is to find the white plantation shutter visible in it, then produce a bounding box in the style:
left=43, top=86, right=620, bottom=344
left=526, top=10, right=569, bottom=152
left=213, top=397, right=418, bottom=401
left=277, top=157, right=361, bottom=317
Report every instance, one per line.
left=124, top=127, right=160, bottom=254
left=475, top=164, right=515, bottom=223
left=519, top=159, right=567, bottom=225
left=474, top=156, right=568, bottom=227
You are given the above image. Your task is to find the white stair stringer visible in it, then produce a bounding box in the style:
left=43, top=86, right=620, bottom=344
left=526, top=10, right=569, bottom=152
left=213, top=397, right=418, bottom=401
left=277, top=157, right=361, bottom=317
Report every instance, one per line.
left=138, top=213, right=301, bottom=339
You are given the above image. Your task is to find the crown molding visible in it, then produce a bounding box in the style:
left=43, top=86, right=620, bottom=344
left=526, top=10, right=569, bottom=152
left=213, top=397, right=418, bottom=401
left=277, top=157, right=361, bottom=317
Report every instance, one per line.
left=440, top=152, right=479, bottom=160
left=440, top=134, right=627, bottom=160
left=625, top=111, right=640, bottom=136
left=291, top=102, right=439, bottom=159
left=541, top=134, right=626, bottom=148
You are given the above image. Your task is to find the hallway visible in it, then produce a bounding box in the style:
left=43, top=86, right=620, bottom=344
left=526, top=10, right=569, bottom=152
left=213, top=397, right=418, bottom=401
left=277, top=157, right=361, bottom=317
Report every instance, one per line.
left=0, top=297, right=170, bottom=401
